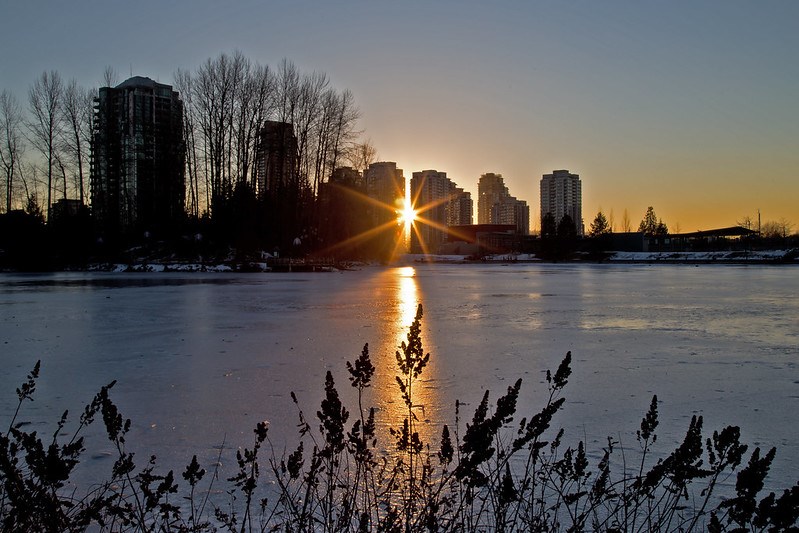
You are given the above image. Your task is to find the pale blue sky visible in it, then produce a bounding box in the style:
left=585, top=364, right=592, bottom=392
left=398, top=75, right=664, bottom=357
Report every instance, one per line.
left=2, top=1, right=797, bottom=230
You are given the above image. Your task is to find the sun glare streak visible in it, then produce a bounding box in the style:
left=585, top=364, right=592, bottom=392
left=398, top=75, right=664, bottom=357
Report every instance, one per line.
left=403, top=187, right=499, bottom=255
left=402, top=179, right=457, bottom=255
left=328, top=181, right=403, bottom=214
left=316, top=219, right=400, bottom=256
left=314, top=183, right=409, bottom=259
left=319, top=178, right=479, bottom=260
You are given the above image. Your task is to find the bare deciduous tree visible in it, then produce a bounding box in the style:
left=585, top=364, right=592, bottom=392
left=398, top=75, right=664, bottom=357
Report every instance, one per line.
left=0, top=90, right=25, bottom=212
left=762, top=218, right=794, bottom=238
left=173, top=69, right=202, bottom=217
left=183, top=53, right=361, bottom=223
left=737, top=215, right=755, bottom=231
left=621, top=208, right=632, bottom=232
left=314, top=88, right=360, bottom=192
left=760, top=221, right=780, bottom=238
left=777, top=217, right=794, bottom=237
left=168, top=52, right=368, bottom=254
left=347, top=139, right=378, bottom=174
left=188, top=52, right=276, bottom=207
left=294, top=69, right=329, bottom=194
left=61, top=79, right=93, bottom=204
left=191, top=51, right=246, bottom=209
left=102, top=66, right=118, bottom=88
left=235, top=61, right=275, bottom=192
left=27, top=70, right=64, bottom=219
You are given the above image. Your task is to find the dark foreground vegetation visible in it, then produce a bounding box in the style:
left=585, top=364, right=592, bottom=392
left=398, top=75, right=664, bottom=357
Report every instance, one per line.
left=2, top=306, right=798, bottom=531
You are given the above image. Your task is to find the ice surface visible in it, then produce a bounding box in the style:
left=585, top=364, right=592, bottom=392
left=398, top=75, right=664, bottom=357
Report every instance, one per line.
left=1, top=264, right=797, bottom=492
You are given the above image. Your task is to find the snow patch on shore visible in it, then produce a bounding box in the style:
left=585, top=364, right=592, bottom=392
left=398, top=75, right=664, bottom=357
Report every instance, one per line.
left=609, top=250, right=795, bottom=262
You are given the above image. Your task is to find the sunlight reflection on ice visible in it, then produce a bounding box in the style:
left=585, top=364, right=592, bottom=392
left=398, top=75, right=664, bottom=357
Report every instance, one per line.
left=370, top=266, right=441, bottom=455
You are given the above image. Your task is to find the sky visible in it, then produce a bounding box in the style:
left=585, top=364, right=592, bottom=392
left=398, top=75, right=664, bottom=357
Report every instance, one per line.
left=2, top=1, right=798, bottom=232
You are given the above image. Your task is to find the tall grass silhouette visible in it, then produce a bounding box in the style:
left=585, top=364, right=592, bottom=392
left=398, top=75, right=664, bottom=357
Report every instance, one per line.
left=2, top=305, right=797, bottom=531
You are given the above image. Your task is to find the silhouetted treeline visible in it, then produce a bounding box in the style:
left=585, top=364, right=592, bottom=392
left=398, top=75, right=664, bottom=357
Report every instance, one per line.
left=174, top=53, right=362, bottom=255
left=1, top=52, right=400, bottom=265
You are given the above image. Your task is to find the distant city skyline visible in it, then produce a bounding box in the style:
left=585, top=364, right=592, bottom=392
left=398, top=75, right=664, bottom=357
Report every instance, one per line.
left=2, top=1, right=798, bottom=233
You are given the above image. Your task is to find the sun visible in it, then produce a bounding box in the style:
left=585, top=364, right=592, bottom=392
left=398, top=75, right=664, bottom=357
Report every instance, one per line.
left=398, top=199, right=417, bottom=227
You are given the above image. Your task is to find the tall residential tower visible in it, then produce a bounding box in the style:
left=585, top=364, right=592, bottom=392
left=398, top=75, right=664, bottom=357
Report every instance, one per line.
left=363, top=161, right=405, bottom=258
left=540, top=169, right=582, bottom=235
left=255, top=121, right=299, bottom=196
left=409, top=169, right=473, bottom=253
left=90, top=76, right=185, bottom=236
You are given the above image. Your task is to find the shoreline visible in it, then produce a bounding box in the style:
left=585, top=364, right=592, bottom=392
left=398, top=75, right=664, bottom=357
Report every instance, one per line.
left=403, top=249, right=799, bottom=266
left=2, top=249, right=797, bottom=274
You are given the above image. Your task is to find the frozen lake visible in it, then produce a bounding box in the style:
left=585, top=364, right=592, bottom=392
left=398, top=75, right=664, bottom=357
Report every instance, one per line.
left=1, top=263, right=797, bottom=491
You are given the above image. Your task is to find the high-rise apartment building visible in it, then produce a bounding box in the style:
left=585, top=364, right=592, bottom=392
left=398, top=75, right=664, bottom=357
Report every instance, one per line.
left=364, top=162, right=405, bottom=225
left=540, top=169, right=582, bottom=235
left=448, top=187, right=473, bottom=227
left=255, top=121, right=299, bottom=196
left=409, top=170, right=473, bottom=253
left=478, top=173, right=503, bottom=225
left=318, top=167, right=370, bottom=256
left=410, top=170, right=448, bottom=254
left=477, top=173, right=529, bottom=234
left=363, top=162, right=405, bottom=257
left=91, top=76, right=185, bottom=236
left=513, top=201, right=530, bottom=237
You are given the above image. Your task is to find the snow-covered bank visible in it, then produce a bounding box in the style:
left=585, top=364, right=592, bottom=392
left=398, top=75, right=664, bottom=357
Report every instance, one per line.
left=65, top=248, right=799, bottom=272
left=89, top=262, right=239, bottom=273
left=86, top=260, right=347, bottom=273
left=400, top=250, right=798, bottom=264
left=607, top=249, right=798, bottom=263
